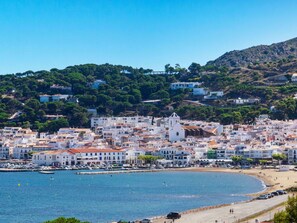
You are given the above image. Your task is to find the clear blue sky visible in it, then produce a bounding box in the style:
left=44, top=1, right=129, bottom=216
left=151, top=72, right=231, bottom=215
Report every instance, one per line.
left=0, top=0, right=297, bottom=74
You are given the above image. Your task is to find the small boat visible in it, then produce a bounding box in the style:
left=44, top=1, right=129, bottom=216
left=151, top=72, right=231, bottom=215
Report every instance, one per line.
left=39, top=171, right=55, bottom=174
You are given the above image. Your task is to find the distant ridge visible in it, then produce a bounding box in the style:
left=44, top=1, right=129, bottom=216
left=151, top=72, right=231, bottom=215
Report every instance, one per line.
left=207, top=37, right=297, bottom=68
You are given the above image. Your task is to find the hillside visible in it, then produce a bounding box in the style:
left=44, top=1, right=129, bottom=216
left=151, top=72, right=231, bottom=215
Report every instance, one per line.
left=1, top=40, right=297, bottom=131
left=207, top=37, right=297, bottom=68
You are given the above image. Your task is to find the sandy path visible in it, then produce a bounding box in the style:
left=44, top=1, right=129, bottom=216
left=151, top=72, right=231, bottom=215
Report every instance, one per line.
left=153, top=194, right=288, bottom=223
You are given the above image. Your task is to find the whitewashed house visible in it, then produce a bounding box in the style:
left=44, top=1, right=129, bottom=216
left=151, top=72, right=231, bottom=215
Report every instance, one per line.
left=13, top=145, right=32, bottom=159
left=173, top=150, right=192, bottom=165
left=168, top=113, right=185, bottom=142
left=32, top=150, right=76, bottom=166
left=159, top=147, right=178, bottom=160
left=125, top=149, right=145, bottom=164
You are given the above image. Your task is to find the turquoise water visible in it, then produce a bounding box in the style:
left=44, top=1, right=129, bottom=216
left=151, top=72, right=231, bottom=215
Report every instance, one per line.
left=0, top=171, right=264, bottom=223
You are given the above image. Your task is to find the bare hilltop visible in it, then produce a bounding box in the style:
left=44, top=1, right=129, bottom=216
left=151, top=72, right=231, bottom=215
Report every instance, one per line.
left=207, top=37, right=297, bottom=68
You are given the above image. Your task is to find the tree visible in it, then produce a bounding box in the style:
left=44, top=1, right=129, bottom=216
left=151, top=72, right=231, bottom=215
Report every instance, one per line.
left=231, top=156, right=243, bottom=165
left=246, top=158, right=254, bottom=164
left=138, top=155, right=159, bottom=164
left=274, top=195, right=297, bottom=223
left=259, top=160, right=268, bottom=167
left=44, top=217, right=90, bottom=223
left=274, top=211, right=289, bottom=223
left=188, top=62, right=201, bottom=75
left=164, top=64, right=175, bottom=74
left=272, top=153, right=287, bottom=165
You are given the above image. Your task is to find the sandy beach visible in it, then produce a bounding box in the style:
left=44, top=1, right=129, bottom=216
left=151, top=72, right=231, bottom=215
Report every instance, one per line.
left=183, top=167, right=297, bottom=193
left=150, top=167, right=297, bottom=223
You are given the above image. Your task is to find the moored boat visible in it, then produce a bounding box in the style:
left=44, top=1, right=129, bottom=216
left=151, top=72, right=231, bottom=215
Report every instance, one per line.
left=39, top=171, right=55, bottom=174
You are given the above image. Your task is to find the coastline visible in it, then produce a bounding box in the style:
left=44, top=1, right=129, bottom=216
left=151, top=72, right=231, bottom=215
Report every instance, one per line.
left=148, top=167, right=296, bottom=223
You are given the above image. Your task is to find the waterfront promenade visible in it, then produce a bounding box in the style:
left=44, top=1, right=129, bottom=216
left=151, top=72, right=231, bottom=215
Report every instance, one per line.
left=153, top=195, right=288, bottom=223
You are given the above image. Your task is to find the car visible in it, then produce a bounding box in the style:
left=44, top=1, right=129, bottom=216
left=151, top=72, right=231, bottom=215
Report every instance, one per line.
left=167, top=212, right=181, bottom=219
left=257, top=194, right=268, bottom=200
left=271, top=191, right=279, bottom=196
left=140, top=219, right=151, bottom=223
left=266, top=193, right=274, bottom=198
left=276, top=190, right=287, bottom=195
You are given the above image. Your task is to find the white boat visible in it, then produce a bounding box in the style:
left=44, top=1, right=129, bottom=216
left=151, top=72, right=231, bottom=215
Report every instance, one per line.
left=39, top=171, right=55, bottom=174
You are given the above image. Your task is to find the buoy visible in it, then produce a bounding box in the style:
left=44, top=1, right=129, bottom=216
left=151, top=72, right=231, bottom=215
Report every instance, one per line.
left=18, top=183, right=21, bottom=187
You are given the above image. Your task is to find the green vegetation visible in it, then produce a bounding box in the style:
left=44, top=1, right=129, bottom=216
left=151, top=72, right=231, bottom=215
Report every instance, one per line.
left=259, top=160, right=268, bottom=166
left=274, top=195, right=297, bottom=223
left=1, top=61, right=297, bottom=132
left=272, top=153, right=287, bottom=165
left=138, top=155, right=160, bottom=164
left=231, top=156, right=243, bottom=165
left=44, top=217, right=90, bottom=223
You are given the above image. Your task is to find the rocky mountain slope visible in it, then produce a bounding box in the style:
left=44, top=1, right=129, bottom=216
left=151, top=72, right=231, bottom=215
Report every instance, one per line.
left=207, top=37, right=297, bottom=68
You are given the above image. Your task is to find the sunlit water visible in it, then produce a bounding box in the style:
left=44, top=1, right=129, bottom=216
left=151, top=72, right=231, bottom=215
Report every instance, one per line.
left=0, top=171, right=264, bottom=223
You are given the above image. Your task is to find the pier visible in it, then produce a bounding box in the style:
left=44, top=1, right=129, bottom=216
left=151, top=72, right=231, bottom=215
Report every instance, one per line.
left=76, top=169, right=167, bottom=175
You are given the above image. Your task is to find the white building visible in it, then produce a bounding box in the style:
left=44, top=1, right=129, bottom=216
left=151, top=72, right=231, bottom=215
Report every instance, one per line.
left=168, top=113, right=185, bottom=142
left=291, top=73, right=297, bottom=82
left=170, top=82, right=201, bottom=90
left=173, top=150, right=192, bottom=165
left=204, top=91, right=224, bottom=100
left=159, top=147, right=178, bottom=160
left=287, top=148, right=297, bottom=164
left=230, top=98, right=260, bottom=105
left=32, top=147, right=126, bottom=166
left=125, top=149, right=145, bottom=164
left=32, top=150, right=76, bottom=166
left=91, top=116, right=152, bottom=128
left=13, top=145, right=32, bottom=159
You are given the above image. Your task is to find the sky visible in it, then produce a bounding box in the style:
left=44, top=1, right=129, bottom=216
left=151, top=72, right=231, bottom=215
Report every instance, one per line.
left=0, top=0, right=297, bottom=74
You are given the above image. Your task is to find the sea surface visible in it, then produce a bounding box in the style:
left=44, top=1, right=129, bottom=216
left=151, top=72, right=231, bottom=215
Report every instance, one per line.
left=0, top=171, right=264, bottom=223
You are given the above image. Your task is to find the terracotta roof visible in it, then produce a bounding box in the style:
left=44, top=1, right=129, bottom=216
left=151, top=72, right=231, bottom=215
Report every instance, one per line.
left=182, top=126, right=200, bottom=130
left=68, top=147, right=124, bottom=153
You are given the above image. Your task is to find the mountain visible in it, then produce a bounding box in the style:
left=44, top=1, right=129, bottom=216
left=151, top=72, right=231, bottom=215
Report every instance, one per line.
left=207, top=37, right=297, bottom=68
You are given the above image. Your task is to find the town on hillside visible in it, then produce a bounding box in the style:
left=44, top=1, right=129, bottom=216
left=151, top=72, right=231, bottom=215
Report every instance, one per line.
left=0, top=113, right=296, bottom=170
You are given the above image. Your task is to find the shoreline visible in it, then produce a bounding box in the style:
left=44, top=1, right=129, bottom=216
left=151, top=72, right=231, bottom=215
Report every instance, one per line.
left=148, top=167, right=296, bottom=223
left=1, top=166, right=295, bottom=222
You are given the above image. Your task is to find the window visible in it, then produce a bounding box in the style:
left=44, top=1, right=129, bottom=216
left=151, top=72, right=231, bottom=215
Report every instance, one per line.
left=176, top=132, right=179, bottom=136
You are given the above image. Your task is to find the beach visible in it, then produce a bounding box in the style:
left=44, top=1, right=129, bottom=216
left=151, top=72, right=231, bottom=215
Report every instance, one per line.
left=151, top=167, right=297, bottom=223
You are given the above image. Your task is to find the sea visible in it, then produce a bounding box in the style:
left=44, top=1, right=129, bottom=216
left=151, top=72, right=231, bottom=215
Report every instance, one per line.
left=0, top=171, right=264, bottom=223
